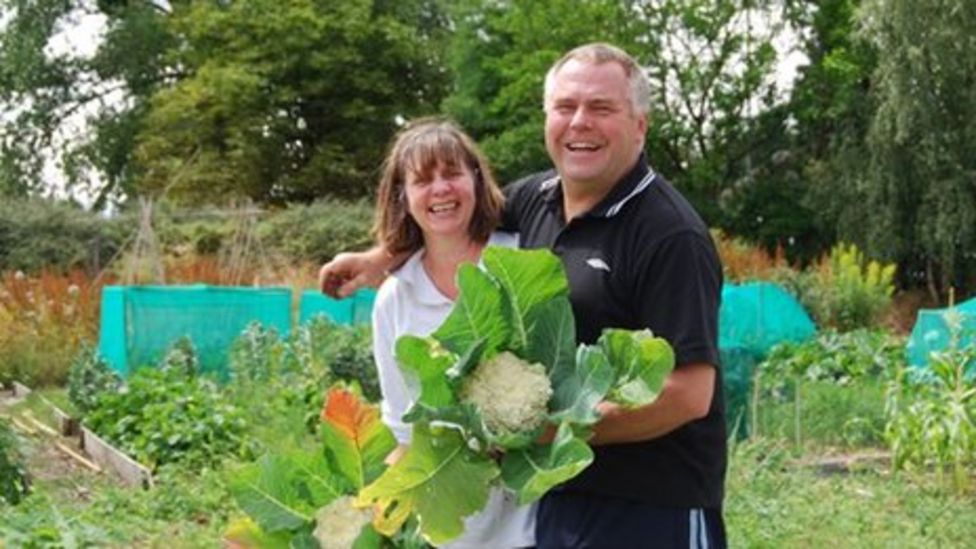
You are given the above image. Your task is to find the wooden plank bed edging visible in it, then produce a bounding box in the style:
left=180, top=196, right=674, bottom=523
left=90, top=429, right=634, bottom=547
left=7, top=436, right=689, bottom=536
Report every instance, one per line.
left=80, top=426, right=154, bottom=489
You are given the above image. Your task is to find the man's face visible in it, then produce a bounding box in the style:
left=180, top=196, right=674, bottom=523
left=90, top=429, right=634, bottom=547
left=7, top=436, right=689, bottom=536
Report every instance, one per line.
left=544, top=59, right=647, bottom=192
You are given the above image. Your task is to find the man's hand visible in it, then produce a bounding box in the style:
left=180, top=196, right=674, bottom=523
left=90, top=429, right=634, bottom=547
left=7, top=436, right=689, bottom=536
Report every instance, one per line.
left=318, top=247, right=395, bottom=298
left=589, top=363, right=715, bottom=446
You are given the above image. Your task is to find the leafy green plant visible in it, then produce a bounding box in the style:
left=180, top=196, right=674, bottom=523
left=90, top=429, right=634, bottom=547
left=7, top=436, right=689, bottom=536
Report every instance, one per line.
left=884, top=310, right=976, bottom=493
left=309, top=319, right=380, bottom=402
left=67, top=346, right=122, bottom=415
left=0, top=418, right=30, bottom=505
left=226, top=385, right=396, bottom=547
left=753, top=329, right=903, bottom=447
left=85, top=345, right=251, bottom=470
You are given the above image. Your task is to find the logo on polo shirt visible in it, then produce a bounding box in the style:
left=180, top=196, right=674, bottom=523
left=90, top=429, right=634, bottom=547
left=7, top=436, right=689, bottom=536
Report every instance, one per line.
left=586, top=258, right=611, bottom=272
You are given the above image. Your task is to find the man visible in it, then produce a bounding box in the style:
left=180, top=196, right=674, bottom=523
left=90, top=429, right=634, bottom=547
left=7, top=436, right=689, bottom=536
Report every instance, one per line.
left=320, top=43, right=726, bottom=548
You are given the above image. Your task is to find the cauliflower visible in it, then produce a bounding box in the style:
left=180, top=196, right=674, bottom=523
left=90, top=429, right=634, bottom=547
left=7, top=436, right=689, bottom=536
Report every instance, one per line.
left=312, top=496, right=373, bottom=549
left=459, top=351, right=552, bottom=437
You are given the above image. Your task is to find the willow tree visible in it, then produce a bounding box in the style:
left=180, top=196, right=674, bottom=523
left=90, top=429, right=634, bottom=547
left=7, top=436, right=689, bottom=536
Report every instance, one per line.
left=860, top=0, right=976, bottom=295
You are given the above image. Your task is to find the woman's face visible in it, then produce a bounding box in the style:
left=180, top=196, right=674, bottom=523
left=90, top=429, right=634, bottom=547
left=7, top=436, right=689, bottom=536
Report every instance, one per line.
left=404, top=160, right=477, bottom=242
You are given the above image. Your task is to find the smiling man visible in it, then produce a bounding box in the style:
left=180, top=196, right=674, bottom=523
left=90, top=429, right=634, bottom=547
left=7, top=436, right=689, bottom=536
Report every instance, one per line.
left=319, top=43, right=726, bottom=548
left=499, top=44, right=726, bottom=549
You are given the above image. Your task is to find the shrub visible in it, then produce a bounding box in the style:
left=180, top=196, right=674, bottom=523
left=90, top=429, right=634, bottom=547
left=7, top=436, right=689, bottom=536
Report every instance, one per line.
left=259, top=199, right=374, bottom=264
left=0, top=198, right=129, bottom=275
left=784, top=243, right=896, bottom=331
left=712, top=229, right=792, bottom=283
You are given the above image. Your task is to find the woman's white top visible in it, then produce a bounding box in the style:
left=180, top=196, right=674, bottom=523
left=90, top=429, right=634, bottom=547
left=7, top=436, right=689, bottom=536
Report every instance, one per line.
left=371, top=231, right=535, bottom=549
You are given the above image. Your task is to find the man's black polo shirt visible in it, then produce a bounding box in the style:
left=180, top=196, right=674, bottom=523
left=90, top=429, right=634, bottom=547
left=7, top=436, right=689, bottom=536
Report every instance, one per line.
left=502, top=156, right=726, bottom=508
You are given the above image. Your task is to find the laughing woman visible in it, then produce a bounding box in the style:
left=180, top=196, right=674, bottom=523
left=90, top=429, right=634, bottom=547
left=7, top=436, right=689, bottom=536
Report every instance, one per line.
left=369, top=118, right=534, bottom=548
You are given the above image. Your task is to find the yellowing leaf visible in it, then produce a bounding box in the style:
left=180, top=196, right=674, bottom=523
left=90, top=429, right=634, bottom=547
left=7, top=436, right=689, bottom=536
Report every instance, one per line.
left=356, top=424, right=497, bottom=545
left=320, top=386, right=396, bottom=489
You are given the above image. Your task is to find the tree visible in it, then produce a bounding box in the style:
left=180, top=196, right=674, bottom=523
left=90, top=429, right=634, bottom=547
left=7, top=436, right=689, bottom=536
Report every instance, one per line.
left=0, top=0, right=450, bottom=206
left=135, top=0, right=449, bottom=204
left=444, top=0, right=797, bottom=235
left=859, top=0, right=976, bottom=295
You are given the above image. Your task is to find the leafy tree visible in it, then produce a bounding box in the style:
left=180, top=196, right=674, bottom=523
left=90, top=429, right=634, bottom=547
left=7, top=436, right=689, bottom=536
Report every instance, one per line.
left=136, top=0, right=449, bottom=204
left=0, top=0, right=449, bottom=206
left=0, top=0, right=173, bottom=207
left=720, top=0, right=878, bottom=263
left=859, top=0, right=976, bottom=295
left=444, top=0, right=796, bottom=234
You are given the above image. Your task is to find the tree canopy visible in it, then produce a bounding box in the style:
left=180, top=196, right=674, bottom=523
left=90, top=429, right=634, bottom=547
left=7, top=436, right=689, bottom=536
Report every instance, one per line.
left=2, top=0, right=975, bottom=294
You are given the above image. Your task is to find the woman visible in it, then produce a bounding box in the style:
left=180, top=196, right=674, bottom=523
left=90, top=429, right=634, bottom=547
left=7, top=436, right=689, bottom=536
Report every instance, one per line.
left=370, top=118, right=534, bottom=548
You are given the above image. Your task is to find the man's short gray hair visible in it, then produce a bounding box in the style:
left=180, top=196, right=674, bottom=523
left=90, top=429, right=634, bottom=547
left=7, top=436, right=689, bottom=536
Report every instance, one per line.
left=543, top=43, right=651, bottom=116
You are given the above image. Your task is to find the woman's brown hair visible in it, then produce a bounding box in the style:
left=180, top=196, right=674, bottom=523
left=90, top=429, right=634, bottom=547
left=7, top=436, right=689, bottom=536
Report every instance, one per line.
left=372, top=117, right=505, bottom=255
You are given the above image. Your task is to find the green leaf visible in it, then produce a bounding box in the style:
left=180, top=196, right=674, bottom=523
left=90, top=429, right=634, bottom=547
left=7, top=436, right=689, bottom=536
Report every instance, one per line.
left=228, top=452, right=342, bottom=534
left=500, top=423, right=594, bottom=505
left=223, top=516, right=293, bottom=549
left=433, top=264, right=510, bottom=356
left=524, top=296, right=577, bottom=376
left=600, top=329, right=675, bottom=407
left=483, top=246, right=569, bottom=350
left=352, top=524, right=384, bottom=549
left=396, top=336, right=457, bottom=409
left=320, top=387, right=397, bottom=489
left=357, top=424, right=498, bottom=545
left=446, top=338, right=488, bottom=388
left=549, top=345, right=615, bottom=425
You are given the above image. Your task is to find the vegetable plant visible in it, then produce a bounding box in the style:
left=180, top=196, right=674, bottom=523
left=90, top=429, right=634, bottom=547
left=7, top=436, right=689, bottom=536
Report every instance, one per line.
left=67, top=346, right=121, bottom=415
left=0, top=418, right=30, bottom=505
left=85, top=342, right=250, bottom=470
left=884, top=310, right=976, bottom=493
left=225, top=385, right=400, bottom=548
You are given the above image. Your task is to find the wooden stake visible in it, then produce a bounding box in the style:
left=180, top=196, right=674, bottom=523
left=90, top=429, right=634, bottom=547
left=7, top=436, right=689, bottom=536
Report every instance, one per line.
left=54, top=441, right=102, bottom=473
left=22, top=412, right=58, bottom=437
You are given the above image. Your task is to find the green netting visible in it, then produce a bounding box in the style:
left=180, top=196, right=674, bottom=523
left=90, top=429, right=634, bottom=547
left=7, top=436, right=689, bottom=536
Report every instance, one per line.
left=299, top=289, right=376, bottom=325
left=720, top=282, right=817, bottom=354
left=906, top=297, right=976, bottom=376
left=98, top=285, right=292, bottom=378
left=719, top=282, right=817, bottom=436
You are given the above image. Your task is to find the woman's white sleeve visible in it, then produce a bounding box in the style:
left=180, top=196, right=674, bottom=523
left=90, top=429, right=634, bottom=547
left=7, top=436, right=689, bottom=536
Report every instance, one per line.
left=371, top=289, right=413, bottom=445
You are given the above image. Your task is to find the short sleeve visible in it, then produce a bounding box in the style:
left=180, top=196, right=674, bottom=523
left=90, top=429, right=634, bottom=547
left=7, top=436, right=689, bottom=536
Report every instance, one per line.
left=633, top=231, right=722, bottom=369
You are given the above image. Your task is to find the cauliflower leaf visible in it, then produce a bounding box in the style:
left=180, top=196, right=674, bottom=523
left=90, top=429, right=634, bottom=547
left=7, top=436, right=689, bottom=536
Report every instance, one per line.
left=356, top=423, right=497, bottom=546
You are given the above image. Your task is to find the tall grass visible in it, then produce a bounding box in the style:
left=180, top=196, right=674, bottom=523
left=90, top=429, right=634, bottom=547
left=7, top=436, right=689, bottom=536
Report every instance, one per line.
left=712, top=230, right=792, bottom=283
left=0, top=270, right=106, bottom=386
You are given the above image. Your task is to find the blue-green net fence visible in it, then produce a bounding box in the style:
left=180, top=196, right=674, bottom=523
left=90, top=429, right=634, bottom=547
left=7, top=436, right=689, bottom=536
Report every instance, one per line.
left=719, top=282, right=817, bottom=434
left=98, top=285, right=292, bottom=377
left=906, top=296, right=976, bottom=378
left=299, top=289, right=376, bottom=326
left=98, top=286, right=377, bottom=378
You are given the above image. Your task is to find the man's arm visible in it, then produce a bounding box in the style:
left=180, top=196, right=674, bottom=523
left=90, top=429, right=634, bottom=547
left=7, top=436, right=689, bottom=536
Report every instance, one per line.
left=589, top=363, right=715, bottom=445
left=318, top=247, right=406, bottom=298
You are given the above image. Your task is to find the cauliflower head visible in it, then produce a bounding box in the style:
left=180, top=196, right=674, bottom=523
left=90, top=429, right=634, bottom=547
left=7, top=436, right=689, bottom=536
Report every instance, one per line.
left=312, top=496, right=373, bottom=549
left=459, top=351, right=552, bottom=437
